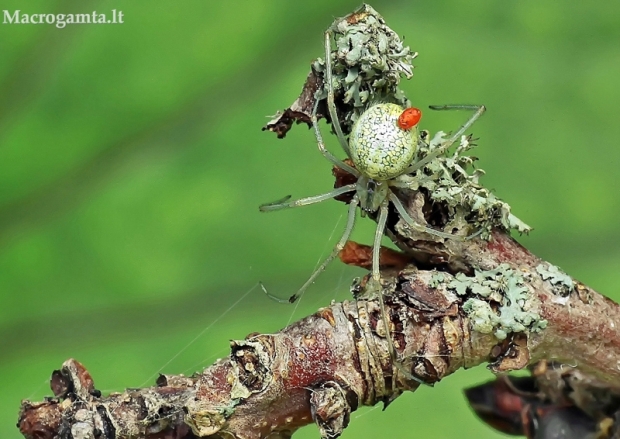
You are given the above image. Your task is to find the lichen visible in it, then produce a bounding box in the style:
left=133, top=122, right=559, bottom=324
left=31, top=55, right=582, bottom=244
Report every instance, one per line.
left=462, top=299, right=498, bottom=335
left=395, top=132, right=532, bottom=238
left=536, top=263, right=575, bottom=296
left=312, top=4, right=415, bottom=132
left=446, top=263, right=547, bottom=340
left=429, top=272, right=446, bottom=288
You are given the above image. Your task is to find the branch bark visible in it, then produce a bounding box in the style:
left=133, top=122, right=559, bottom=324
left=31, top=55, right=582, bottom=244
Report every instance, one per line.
left=17, top=230, right=620, bottom=439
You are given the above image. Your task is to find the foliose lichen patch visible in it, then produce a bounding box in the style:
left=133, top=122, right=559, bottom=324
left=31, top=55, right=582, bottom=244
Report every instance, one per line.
left=536, top=263, right=575, bottom=296
left=394, top=132, right=532, bottom=239
left=437, top=264, right=547, bottom=340
left=312, top=4, right=414, bottom=132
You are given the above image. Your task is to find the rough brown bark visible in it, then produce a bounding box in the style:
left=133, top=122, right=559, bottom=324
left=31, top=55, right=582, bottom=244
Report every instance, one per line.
left=17, top=229, right=620, bottom=439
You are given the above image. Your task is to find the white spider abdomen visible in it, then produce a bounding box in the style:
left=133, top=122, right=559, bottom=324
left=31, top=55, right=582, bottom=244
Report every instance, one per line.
left=349, top=103, right=418, bottom=181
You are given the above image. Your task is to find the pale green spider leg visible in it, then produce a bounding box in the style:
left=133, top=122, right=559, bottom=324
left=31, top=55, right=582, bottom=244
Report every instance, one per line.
left=405, top=104, right=486, bottom=174
left=259, top=183, right=356, bottom=212
left=323, top=30, right=352, bottom=158
left=261, top=194, right=359, bottom=303
left=311, top=99, right=358, bottom=177
left=397, top=104, right=486, bottom=241
left=285, top=194, right=359, bottom=303
left=371, top=201, right=427, bottom=386
left=388, top=192, right=461, bottom=240
left=390, top=190, right=484, bottom=241
left=259, top=185, right=358, bottom=303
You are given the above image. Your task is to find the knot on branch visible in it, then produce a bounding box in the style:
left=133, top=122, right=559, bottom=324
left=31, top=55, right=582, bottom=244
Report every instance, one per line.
left=230, top=337, right=275, bottom=397
left=310, top=381, right=357, bottom=439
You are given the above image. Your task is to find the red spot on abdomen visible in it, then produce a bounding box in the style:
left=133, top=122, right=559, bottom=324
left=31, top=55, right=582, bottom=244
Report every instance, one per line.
left=398, top=107, right=422, bottom=130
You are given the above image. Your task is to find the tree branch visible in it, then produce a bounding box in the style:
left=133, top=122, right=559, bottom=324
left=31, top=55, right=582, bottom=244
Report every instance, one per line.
left=17, top=231, right=620, bottom=438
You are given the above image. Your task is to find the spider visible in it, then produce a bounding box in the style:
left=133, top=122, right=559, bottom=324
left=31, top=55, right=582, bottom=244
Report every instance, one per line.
left=260, top=31, right=485, bottom=382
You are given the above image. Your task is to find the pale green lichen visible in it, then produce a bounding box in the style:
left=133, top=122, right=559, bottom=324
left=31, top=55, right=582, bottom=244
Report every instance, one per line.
left=429, top=272, right=446, bottom=288
left=462, top=299, right=498, bottom=335
left=536, top=263, right=575, bottom=296
left=313, top=4, right=414, bottom=132
left=446, top=263, right=547, bottom=340
left=395, top=132, right=532, bottom=238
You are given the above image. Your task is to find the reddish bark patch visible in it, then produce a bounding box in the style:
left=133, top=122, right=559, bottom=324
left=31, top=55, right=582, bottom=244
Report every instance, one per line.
left=18, top=401, right=62, bottom=439
left=486, top=230, right=536, bottom=265
left=332, top=160, right=357, bottom=203
left=339, top=241, right=410, bottom=270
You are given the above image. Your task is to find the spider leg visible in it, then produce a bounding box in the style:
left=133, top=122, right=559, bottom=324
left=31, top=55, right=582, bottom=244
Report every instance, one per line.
left=388, top=192, right=464, bottom=240
left=311, top=99, right=359, bottom=177
left=371, top=201, right=426, bottom=386
left=323, top=30, right=352, bottom=158
left=287, top=194, right=359, bottom=303
left=259, top=184, right=356, bottom=212
left=258, top=281, right=290, bottom=304
left=405, top=104, right=486, bottom=174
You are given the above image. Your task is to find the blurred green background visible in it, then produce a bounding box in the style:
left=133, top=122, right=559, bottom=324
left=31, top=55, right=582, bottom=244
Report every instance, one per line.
left=2, top=1, right=620, bottom=438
